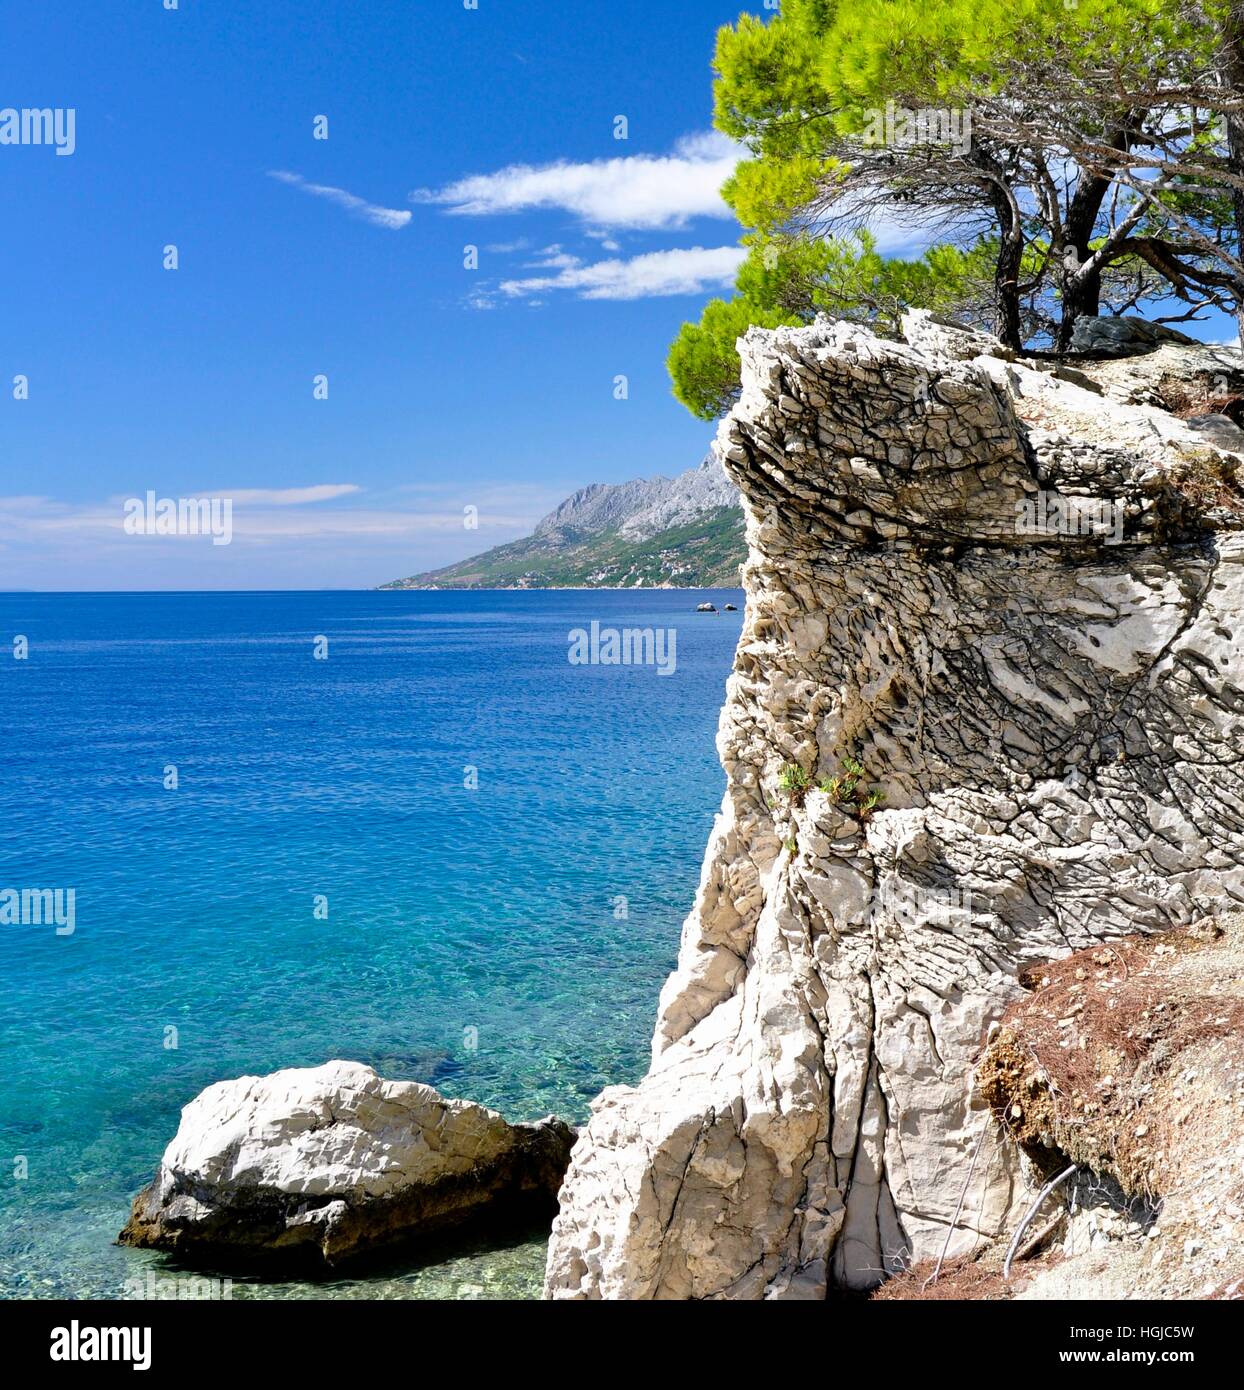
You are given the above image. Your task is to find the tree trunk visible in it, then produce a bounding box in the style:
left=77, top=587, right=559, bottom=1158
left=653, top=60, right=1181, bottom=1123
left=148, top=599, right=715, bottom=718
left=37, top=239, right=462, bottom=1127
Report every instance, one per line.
left=1057, top=265, right=1101, bottom=354
left=1057, top=165, right=1115, bottom=353
left=994, top=231, right=1023, bottom=349
left=1223, top=6, right=1244, bottom=347
left=968, top=145, right=1024, bottom=349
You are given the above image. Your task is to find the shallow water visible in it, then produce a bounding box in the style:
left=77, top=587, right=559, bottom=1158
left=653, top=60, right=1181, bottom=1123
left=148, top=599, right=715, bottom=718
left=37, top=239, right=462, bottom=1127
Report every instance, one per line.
left=0, top=589, right=742, bottom=1299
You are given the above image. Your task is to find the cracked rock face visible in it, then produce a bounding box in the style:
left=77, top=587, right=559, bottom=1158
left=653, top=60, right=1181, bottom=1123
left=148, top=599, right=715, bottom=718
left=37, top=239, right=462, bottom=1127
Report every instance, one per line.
left=543, top=314, right=1244, bottom=1300
left=120, top=1061, right=574, bottom=1268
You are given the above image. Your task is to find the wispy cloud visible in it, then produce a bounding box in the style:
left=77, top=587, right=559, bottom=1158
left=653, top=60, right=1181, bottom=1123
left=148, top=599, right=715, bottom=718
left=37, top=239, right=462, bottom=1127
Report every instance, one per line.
left=268, top=170, right=412, bottom=230
left=226, top=485, right=361, bottom=505
left=522, top=245, right=580, bottom=270
left=412, top=131, right=739, bottom=231
left=584, top=229, right=622, bottom=252
left=0, top=484, right=562, bottom=547
left=497, top=245, right=746, bottom=302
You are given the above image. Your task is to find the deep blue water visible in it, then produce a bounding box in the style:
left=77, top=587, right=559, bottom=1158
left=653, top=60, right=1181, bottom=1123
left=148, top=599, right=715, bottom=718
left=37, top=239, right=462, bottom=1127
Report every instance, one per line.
left=0, top=590, right=742, bottom=1300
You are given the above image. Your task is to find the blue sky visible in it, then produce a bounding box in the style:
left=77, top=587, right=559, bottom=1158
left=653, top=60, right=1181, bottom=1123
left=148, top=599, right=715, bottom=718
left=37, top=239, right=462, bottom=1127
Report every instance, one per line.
left=3, top=2, right=1237, bottom=590
left=0, top=0, right=764, bottom=590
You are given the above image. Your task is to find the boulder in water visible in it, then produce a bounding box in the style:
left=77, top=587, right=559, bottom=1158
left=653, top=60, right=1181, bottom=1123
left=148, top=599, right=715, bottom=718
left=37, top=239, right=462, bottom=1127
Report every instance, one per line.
left=120, top=1061, right=574, bottom=1269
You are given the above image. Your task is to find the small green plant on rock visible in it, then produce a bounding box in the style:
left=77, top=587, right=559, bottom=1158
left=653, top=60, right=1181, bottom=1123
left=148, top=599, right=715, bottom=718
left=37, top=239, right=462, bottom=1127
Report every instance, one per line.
left=777, top=762, right=811, bottom=805
left=819, top=757, right=884, bottom=819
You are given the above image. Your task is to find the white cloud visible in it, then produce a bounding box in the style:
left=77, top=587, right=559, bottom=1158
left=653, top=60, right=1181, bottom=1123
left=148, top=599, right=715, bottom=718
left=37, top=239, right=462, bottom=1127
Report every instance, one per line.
left=0, top=484, right=561, bottom=543
left=412, top=131, right=740, bottom=230
left=0, top=485, right=575, bottom=589
left=585, top=229, right=623, bottom=252
left=226, top=485, right=361, bottom=505
left=498, top=245, right=746, bottom=301
left=268, top=170, right=412, bottom=230
left=523, top=245, right=581, bottom=270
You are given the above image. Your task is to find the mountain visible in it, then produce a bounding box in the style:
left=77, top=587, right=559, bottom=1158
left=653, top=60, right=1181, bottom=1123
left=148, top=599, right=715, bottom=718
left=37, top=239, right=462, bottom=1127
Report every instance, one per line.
left=379, top=455, right=745, bottom=590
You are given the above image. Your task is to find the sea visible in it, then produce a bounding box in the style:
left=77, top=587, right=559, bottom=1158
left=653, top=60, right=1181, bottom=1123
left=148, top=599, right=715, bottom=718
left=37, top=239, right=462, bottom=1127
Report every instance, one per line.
left=0, top=589, right=743, bottom=1300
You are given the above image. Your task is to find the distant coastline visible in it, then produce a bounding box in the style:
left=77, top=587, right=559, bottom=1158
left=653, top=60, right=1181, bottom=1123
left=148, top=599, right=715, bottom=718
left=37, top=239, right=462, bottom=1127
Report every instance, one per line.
left=382, top=582, right=746, bottom=593
left=381, top=456, right=745, bottom=592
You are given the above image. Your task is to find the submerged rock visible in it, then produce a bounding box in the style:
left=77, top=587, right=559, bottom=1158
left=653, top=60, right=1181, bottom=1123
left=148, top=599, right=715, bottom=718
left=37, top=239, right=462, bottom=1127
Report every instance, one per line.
left=120, top=1061, right=574, bottom=1269
left=545, top=312, right=1244, bottom=1299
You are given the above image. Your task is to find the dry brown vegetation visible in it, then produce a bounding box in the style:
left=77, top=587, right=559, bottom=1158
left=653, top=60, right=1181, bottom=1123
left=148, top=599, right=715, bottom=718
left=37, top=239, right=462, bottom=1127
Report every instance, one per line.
left=881, top=917, right=1244, bottom=1300
left=979, top=919, right=1244, bottom=1199
left=1156, top=372, right=1244, bottom=428
left=1165, top=448, right=1244, bottom=523
left=869, top=1247, right=1061, bottom=1301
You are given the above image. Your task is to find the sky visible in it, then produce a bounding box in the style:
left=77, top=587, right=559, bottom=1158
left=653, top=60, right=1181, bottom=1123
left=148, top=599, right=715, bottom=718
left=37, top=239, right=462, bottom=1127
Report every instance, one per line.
left=2, top=2, right=1238, bottom=591
left=0, top=0, right=771, bottom=590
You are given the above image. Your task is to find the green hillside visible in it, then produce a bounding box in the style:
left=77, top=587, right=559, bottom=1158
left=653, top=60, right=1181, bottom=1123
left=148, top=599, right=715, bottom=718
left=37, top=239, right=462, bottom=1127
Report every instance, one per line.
left=380, top=506, right=745, bottom=590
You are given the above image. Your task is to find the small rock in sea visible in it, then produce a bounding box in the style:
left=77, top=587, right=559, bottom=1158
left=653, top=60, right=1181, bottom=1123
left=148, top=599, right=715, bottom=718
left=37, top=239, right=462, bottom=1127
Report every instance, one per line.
left=724, top=603, right=738, bottom=611
left=119, top=1061, right=575, bottom=1270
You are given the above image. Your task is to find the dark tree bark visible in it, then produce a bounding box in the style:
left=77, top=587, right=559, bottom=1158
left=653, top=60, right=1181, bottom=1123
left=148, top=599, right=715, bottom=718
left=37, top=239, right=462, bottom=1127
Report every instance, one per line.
left=1056, top=167, right=1116, bottom=352
left=993, top=222, right=1023, bottom=349
left=1222, top=5, right=1244, bottom=346
left=970, top=146, right=1024, bottom=349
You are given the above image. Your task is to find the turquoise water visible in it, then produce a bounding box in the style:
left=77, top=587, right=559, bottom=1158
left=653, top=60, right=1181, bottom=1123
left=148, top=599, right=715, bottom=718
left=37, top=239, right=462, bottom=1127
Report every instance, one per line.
left=0, top=590, right=742, bottom=1300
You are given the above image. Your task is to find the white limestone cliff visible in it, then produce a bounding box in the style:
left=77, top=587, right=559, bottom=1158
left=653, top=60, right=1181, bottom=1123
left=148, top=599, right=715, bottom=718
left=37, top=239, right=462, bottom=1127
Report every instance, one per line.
left=544, top=314, right=1244, bottom=1299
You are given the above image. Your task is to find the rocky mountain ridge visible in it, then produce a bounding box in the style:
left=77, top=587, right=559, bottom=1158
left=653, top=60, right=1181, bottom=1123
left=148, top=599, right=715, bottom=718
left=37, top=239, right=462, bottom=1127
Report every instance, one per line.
left=533, top=455, right=740, bottom=542
left=381, top=455, right=744, bottom=590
